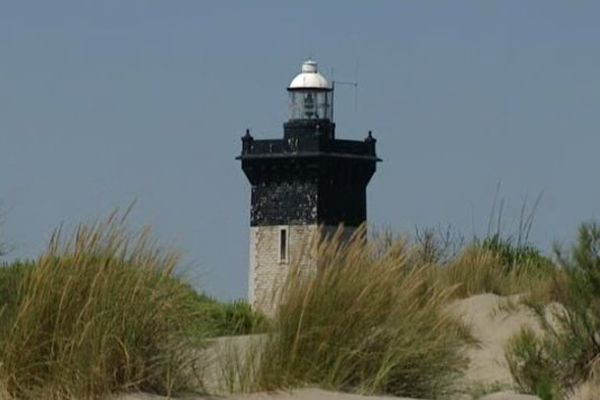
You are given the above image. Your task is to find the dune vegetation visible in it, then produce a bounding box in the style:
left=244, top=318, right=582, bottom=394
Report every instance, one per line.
left=0, top=212, right=204, bottom=399
left=0, top=211, right=262, bottom=400
left=3, top=209, right=600, bottom=400
left=506, top=221, right=600, bottom=400
left=242, top=227, right=473, bottom=399
left=216, top=225, right=560, bottom=399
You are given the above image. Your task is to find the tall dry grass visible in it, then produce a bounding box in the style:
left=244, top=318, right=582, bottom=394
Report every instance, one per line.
left=378, top=225, right=558, bottom=302
left=434, top=245, right=556, bottom=299
left=0, top=211, right=206, bottom=399
left=229, top=227, right=472, bottom=399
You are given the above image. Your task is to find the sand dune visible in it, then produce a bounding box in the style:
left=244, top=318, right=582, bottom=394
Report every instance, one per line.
left=450, top=294, right=543, bottom=389
left=119, top=294, right=548, bottom=400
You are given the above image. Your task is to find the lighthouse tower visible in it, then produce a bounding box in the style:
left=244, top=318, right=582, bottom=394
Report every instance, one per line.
left=238, top=60, right=380, bottom=313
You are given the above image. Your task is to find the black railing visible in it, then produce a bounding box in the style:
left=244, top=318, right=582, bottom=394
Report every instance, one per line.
left=243, top=138, right=376, bottom=157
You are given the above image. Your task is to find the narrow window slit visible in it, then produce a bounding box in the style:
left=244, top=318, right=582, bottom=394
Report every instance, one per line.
left=280, top=228, right=288, bottom=263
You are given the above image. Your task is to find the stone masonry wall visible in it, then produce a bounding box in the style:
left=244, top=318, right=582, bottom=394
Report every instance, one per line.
left=249, top=225, right=317, bottom=315
left=248, top=225, right=358, bottom=316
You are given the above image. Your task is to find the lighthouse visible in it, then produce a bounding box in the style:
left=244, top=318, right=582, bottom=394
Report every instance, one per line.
left=238, top=60, right=380, bottom=313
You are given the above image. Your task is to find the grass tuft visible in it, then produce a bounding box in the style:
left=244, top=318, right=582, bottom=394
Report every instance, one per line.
left=436, top=244, right=554, bottom=299
left=233, top=226, right=471, bottom=399
left=0, top=211, right=206, bottom=399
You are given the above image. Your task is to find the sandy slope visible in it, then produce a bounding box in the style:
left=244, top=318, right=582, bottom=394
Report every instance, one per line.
left=449, top=294, right=543, bottom=389
left=118, top=294, right=545, bottom=400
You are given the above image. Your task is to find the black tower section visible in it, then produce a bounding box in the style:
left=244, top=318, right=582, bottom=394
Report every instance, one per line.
left=238, top=119, right=380, bottom=227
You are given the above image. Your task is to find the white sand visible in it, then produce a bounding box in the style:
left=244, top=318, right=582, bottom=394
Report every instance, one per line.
left=449, top=294, right=543, bottom=388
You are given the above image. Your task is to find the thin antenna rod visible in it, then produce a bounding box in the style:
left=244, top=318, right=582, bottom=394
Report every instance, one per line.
left=330, top=63, right=359, bottom=120
left=354, top=56, right=359, bottom=112
left=331, top=67, right=335, bottom=122
left=355, top=82, right=358, bottom=113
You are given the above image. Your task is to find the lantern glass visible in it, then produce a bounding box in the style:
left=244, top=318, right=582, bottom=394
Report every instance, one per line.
left=289, top=90, right=332, bottom=121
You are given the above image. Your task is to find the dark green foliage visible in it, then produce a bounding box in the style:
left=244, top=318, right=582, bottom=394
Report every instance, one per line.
left=0, top=261, right=33, bottom=305
left=479, top=191, right=550, bottom=270
left=179, top=284, right=266, bottom=337
left=192, top=295, right=267, bottom=337
left=213, top=300, right=267, bottom=336
left=0, top=261, right=34, bottom=333
left=479, top=234, right=551, bottom=269
left=506, top=328, right=561, bottom=400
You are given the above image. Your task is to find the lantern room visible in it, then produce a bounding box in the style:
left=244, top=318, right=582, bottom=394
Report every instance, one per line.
left=287, top=60, right=332, bottom=121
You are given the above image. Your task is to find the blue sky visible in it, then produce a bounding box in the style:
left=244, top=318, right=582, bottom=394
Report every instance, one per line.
left=1, top=1, right=599, bottom=299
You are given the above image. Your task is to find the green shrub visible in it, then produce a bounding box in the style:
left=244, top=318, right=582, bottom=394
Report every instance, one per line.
left=506, top=328, right=561, bottom=400
left=235, top=227, right=471, bottom=399
left=0, top=261, right=34, bottom=325
left=506, top=221, right=600, bottom=399
left=185, top=290, right=267, bottom=338
left=211, top=300, right=267, bottom=336
left=479, top=235, right=551, bottom=269
left=0, top=212, right=207, bottom=399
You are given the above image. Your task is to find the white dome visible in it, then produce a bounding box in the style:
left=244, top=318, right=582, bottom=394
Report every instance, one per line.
left=288, top=60, right=331, bottom=90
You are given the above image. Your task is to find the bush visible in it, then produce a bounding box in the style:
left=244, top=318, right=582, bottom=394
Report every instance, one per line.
left=0, top=212, right=207, bottom=399
left=236, top=227, right=471, bottom=399
left=506, top=328, right=561, bottom=400
left=0, top=261, right=35, bottom=344
left=479, top=235, right=551, bottom=269
left=190, top=294, right=267, bottom=337
left=0, top=261, right=31, bottom=298
left=506, top=221, right=600, bottom=399
left=210, top=300, right=267, bottom=336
